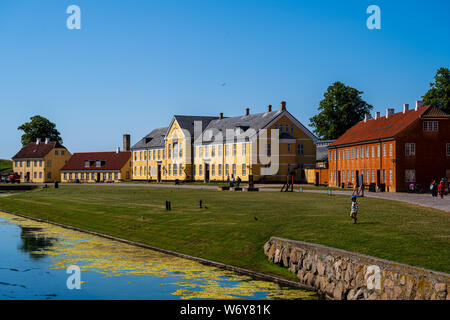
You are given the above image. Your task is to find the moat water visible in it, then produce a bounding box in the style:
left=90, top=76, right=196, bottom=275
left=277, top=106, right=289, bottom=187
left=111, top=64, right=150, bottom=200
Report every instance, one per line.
left=0, top=211, right=317, bottom=300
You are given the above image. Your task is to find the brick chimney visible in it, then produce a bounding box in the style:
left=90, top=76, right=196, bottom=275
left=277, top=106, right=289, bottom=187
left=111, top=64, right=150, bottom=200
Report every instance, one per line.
left=375, top=112, right=381, bottom=119
left=116, top=147, right=120, bottom=154
left=280, top=101, right=286, bottom=111
left=386, top=108, right=395, bottom=118
left=415, top=100, right=423, bottom=111
left=403, top=104, right=409, bottom=113
left=267, top=104, right=272, bottom=112
left=364, top=114, right=372, bottom=122
left=245, top=108, right=250, bottom=116
left=45, top=138, right=50, bottom=144
left=123, top=134, right=130, bottom=151
left=219, top=112, right=223, bottom=119
left=36, top=138, right=41, bottom=145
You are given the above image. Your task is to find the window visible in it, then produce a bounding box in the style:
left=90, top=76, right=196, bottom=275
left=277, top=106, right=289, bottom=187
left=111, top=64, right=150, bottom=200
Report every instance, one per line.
left=405, top=169, right=416, bottom=183
left=389, top=169, right=393, bottom=182
left=27, top=160, right=30, bottom=167
left=81, top=173, right=84, bottom=180
left=232, top=164, right=236, bottom=176
left=242, top=143, right=247, bottom=155
left=199, top=164, right=203, bottom=176
left=366, top=146, right=369, bottom=158
left=55, top=150, right=59, bottom=155
left=139, top=167, right=142, bottom=176
left=69, top=173, right=73, bottom=180
left=225, top=164, right=229, bottom=176
left=377, top=145, right=380, bottom=157
left=134, top=152, right=137, bottom=161
left=330, top=171, right=333, bottom=182
left=383, top=145, right=386, bottom=157
left=218, top=164, right=222, bottom=176
left=114, top=172, right=118, bottom=180
left=39, top=172, right=42, bottom=179
left=242, top=164, right=246, bottom=176
left=211, top=164, right=215, bottom=176
left=179, top=143, right=183, bottom=158
left=366, top=170, right=370, bottom=183
left=173, top=164, right=177, bottom=176
left=20, top=161, right=23, bottom=167
left=351, top=148, right=355, bottom=159
left=329, top=151, right=333, bottom=161
left=382, top=169, right=386, bottom=183
left=168, top=164, right=172, bottom=176
left=92, top=172, right=95, bottom=180
left=423, top=121, right=438, bottom=132
left=291, top=124, right=294, bottom=134
left=144, top=151, right=147, bottom=160
left=33, top=172, right=37, bottom=179
left=371, top=146, right=375, bottom=158
left=212, top=146, right=215, bottom=157
left=285, top=124, right=289, bottom=133
left=360, top=147, right=363, bottom=159
left=371, top=170, right=375, bottom=182
left=61, top=150, right=65, bottom=155
left=338, top=150, right=341, bottom=161
left=287, top=144, right=291, bottom=153
left=96, top=161, right=101, bottom=168
left=389, top=144, right=393, bottom=157
left=47, top=172, right=51, bottom=179
left=179, top=164, right=183, bottom=175
left=351, top=171, right=354, bottom=181
left=405, top=143, right=416, bottom=156
left=205, top=146, right=209, bottom=158
left=193, top=165, right=196, bottom=176
left=85, top=161, right=90, bottom=168
left=64, top=173, right=67, bottom=180
left=447, top=143, right=450, bottom=156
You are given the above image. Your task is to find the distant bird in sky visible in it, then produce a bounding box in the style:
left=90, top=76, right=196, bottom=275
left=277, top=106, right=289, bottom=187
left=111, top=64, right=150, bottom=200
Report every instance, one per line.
left=220, top=82, right=226, bottom=86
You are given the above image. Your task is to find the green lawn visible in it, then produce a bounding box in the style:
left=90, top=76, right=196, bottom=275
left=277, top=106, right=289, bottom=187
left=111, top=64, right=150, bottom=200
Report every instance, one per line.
left=0, top=159, right=12, bottom=173
left=0, top=186, right=449, bottom=280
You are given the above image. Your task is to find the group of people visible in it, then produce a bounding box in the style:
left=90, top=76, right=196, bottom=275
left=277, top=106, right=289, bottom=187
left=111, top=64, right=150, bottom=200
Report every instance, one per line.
left=228, top=175, right=242, bottom=188
left=430, top=178, right=448, bottom=199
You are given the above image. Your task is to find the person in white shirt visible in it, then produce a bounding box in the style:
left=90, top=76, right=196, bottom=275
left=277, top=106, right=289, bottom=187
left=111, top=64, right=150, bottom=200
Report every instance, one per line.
left=350, top=195, right=358, bottom=224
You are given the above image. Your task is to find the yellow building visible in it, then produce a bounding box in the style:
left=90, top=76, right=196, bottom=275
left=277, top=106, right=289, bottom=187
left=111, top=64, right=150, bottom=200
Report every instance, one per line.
left=131, top=102, right=317, bottom=183
left=12, top=138, right=71, bottom=183
left=60, top=150, right=132, bottom=183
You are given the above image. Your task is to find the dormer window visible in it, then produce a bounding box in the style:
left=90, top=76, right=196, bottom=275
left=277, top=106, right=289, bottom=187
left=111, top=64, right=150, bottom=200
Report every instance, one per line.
left=96, top=161, right=101, bottom=168
left=423, top=121, right=438, bottom=132
left=85, top=161, right=90, bottom=168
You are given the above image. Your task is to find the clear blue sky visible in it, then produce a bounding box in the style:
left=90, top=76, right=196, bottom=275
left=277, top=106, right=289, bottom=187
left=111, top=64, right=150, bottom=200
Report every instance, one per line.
left=0, top=0, right=448, bottom=158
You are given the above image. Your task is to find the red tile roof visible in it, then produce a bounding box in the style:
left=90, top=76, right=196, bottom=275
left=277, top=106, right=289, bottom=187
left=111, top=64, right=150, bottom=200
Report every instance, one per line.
left=12, top=141, right=66, bottom=159
left=329, top=106, right=446, bottom=147
left=61, top=151, right=131, bottom=171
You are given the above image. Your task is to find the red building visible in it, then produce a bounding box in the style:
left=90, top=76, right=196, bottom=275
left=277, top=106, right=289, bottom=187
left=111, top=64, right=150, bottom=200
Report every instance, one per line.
left=328, top=102, right=450, bottom=192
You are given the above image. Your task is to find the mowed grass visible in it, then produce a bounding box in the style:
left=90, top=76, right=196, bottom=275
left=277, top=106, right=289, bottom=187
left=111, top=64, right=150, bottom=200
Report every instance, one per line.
left=0, top=186, right=449, bottom=279
left=0, top=159, right=12, bottom=172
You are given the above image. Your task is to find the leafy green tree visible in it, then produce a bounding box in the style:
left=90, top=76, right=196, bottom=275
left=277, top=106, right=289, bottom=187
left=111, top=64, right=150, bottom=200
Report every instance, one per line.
left=309, top=82, right=373, bottom=140
left=18, top=115, right=63, bottom=146
left=422, top=67, right=450, bottom=114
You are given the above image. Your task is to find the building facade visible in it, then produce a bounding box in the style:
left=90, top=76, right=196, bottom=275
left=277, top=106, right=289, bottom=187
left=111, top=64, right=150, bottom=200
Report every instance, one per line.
left=12, top=138, right=71, bottom=183
left=60, top=151, right=132, bottom=183
left=131, top=102, right=317, bottom=183
left=328, top=102, right=450, bottom=192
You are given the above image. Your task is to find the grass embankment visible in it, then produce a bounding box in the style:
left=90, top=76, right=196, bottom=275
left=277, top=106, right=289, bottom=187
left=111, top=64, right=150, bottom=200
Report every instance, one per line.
left=0, top=159, right=12, bottom=173
left=0, top=186, right=449, bottom=279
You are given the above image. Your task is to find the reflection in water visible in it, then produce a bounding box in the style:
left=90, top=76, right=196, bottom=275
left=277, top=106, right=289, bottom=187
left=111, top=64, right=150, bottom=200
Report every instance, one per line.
left=0, top=212, right=317, bottom=300
left=18, top=227, right=56, bottom=260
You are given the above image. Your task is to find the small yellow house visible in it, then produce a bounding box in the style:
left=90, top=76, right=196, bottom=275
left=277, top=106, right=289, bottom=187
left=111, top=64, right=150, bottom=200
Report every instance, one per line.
left=60, top=150, right=132, bottom=183
left=12, top=138, right=71, bottom=183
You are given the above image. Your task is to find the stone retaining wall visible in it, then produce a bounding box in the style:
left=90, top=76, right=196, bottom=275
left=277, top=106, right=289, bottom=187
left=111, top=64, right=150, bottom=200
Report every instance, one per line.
left=264, top=237, right=450, bottom=300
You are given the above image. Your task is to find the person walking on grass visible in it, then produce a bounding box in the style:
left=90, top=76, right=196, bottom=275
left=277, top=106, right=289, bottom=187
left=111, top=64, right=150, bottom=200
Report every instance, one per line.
left=350, top=195, right=358, bottom=224
left=438, top=179, right=445, bottom=199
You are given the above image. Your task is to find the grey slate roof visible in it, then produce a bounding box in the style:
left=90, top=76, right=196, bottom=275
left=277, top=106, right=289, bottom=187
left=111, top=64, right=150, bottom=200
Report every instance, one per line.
left=169, top=115, right=219, bottom=138
left=316, top=145, right=329, bottom=162
left=194, top=110, right=284, bottom=144
left=131, top=127, right=168, bottom=150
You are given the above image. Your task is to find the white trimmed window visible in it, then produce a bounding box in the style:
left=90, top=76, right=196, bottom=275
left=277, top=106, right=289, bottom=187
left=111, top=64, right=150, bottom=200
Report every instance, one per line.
left=405, top=143, right=416, bottom=156
left=371, top=146, right=374, bottom=158
left=423, top=121, right=439, bottom=132
left=389, top=169, right=393, bottom=182
left=389, top=143, right=393, bottom=157
left=366, top=146, right=369, bottom=158
left=371, top=169, right=375, bottom=182
left=242, top=164, right=246, bottom=176
left=233, top=164, right=236, bottom=176
left=225, top=164, right=229, bottom=176
left=211, top=164, right=215, bottom=176
left=383, top=144, right=386, bottom=157
left=405, top=169, right=416, bottom=183
left=218, top=164, right=222, bottom=176
left=377, top=145, right=380, bottom=157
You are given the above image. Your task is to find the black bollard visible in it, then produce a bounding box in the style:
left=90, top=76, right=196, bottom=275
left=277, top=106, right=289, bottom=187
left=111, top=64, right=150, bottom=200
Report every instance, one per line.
left=168, top=201, right=171, bottom=211
left=54, top=181, right=59, bottom=189
left=165, top=201, right=169, bottom=210
left=199, top=200, right=202, bottom=208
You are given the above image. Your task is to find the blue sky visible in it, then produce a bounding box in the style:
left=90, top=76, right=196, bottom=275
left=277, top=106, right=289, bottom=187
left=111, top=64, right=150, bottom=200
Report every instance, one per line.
left=0, top=0, right=448, bottom=158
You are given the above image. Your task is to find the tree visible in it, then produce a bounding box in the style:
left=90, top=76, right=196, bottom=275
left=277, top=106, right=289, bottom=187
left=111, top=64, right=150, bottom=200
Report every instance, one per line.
left=422, top=67, right=450, bottom=114
left=18, top=115, right=63, bottom=146
left=309, top=82, right=373, bottom=140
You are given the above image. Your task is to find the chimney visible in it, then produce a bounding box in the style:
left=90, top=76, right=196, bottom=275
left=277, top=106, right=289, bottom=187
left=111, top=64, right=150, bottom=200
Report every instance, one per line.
left=245, top=108, right=250, bottom=116
left=45, top=138, right=50, bottom=144
left=280, top=101, right=286, bottom=111
left=219, top=112, right=223, bottom=119
left=386, top=108, right=395, bottom=118
left=364, top=114, right=372, bottom=122
left=415, top=100, right=423, bottom=111
left=375, top=112, right=381, bottom=119
left=116, top=147, right=120, bottom=154
left=36, top=138, right=41, bottom=145
left=123, top=134, right=130, bottom=151
left=267, top=104, right=272, bottom=112
left=403, top=104, right=409, bottom=113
